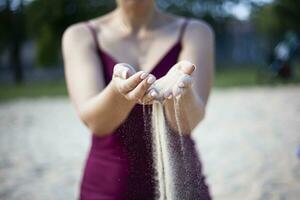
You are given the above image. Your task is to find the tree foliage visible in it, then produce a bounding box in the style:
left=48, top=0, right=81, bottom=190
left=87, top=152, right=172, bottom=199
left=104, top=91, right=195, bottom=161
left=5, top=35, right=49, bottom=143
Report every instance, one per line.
left=0, top=0, right=26, bottom=83
left=25, top=0, right=115, bottom=67
left=253, top=0, right=300, bottom=38
left=0, top=0, right=26, bottom=52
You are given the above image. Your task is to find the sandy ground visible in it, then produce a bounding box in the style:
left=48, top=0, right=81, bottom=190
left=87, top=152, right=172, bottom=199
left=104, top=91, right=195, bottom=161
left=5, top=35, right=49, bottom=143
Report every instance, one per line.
left=0, top=86, right=300, bottom=200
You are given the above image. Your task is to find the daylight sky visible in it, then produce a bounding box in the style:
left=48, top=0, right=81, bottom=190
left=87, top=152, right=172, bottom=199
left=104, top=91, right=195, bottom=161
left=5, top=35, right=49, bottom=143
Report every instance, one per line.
left=226, top=0, right=274, bottom=20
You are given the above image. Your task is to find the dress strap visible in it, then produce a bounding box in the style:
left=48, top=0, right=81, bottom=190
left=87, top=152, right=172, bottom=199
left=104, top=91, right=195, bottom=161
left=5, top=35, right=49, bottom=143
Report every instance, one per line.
left=178, top=18, right=189, bottom=42
left=85, top=21, right=101, bottom=51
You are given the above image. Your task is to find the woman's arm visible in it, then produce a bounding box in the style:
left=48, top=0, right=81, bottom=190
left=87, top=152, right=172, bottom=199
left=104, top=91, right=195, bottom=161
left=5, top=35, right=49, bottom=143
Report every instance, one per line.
left=164, top=19, right=215, bottom=134
left=62, top=23, right=155, bottom=137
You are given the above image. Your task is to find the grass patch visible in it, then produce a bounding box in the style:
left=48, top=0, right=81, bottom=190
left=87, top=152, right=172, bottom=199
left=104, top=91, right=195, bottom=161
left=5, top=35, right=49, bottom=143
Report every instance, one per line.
left=215, top=65, right=300, bottom=87
left=215, top=67, right=258, bottom=87
left=0, top=80, right=68, bottom=101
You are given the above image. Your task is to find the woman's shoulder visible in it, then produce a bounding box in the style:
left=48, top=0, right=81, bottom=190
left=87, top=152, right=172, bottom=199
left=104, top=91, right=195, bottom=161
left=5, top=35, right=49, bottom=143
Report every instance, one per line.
left=185, top=18, right=214, bottom=38
left=62, top=12, right=113, bottom=46
left=181, top=17, right=215, bottom=44
left=62, top=23, right=95, bottom=54
left=87, top=12, right=115, bottom=30
left=162, top=13, right=214, bottom=36
left=62, top=19, right=105, bottom=55
left=163, top=15, right=214, bottom=50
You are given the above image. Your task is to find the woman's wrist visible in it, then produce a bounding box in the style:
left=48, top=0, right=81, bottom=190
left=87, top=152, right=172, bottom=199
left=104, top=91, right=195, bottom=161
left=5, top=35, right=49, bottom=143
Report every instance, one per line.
left=164, top=87, right=205, bottom=132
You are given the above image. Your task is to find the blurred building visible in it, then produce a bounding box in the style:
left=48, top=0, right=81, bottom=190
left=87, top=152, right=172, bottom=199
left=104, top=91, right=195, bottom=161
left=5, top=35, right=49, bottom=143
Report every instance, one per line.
left=217, top=19, right=268, bottom=67
left=0, top=41, right=64, bottom=83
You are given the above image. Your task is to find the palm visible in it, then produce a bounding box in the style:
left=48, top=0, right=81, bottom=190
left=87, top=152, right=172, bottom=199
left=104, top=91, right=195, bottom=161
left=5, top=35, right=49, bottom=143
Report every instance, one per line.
left=151, top=61, right=195, bottom=101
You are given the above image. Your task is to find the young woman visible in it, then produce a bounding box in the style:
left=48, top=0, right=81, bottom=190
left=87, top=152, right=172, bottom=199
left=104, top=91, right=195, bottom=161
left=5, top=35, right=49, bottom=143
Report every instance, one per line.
left=62, top=0, right=214, bottom=199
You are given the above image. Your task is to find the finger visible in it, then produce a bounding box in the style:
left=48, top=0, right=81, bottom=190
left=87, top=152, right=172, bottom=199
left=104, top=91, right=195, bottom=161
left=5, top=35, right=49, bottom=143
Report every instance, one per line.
left=174, top=60, right=196, bottom=75
left=142, top=100, right=155, bottom=105
left=121, top=71, right=149, bottom=93
left=126, top=75, right=156, bottom=101
left=163, top=89, right=173, bottom=100
left=113, top=63, right=136, bottom=79
left=141, top=88, right=159, bottom=104
left=173, top=86, right=184, bottom=98
left=177, top=75, right=193, bottom=88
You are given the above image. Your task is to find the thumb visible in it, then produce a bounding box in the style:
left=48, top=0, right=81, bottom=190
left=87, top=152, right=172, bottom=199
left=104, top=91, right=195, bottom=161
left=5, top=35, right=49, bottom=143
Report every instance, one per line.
left=113, top=63, right=136, bottom=79
left=176, top=60, right=196, bottom=75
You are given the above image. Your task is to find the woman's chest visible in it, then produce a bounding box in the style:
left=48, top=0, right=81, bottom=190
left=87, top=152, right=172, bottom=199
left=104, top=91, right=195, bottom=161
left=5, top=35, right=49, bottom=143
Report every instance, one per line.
left=97, top=28, right=181, bottom=73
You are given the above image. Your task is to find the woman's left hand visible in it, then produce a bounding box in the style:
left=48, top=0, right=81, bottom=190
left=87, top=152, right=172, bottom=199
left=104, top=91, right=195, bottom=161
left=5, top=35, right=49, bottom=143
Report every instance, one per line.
left=147, top=60, right=196, bottom=102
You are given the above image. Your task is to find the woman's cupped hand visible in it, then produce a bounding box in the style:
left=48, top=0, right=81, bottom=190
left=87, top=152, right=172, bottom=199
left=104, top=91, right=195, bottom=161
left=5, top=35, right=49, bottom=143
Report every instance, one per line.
left=150, top=60, right=195, bottom=101
left=112, top=60, right=196, bottom=105
left=112, top=63, right=158, bottom=105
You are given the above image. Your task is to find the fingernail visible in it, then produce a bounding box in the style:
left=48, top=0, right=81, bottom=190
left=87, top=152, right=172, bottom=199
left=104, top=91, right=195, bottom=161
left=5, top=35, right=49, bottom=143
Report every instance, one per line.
left=192, top=64, right=196, bottom=71
left=178, top=82, right=185, bottom=87
left=168, top=94, right=173, bottom=99
left=147, top=76, right=156, bottom=84
left=175, top=88, right=182, bottom=97
left=175, top=93, right=181, bottom=98
left=140, top=72, right=148, bottom=79
left=150, top=91, right=157, bottom=97
left=122, top=69, right=128, bottom=79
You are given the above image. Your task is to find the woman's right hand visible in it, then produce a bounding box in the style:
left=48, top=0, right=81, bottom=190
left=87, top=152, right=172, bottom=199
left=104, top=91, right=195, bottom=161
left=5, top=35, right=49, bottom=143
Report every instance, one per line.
left=112, top=63, right=158, bottom=104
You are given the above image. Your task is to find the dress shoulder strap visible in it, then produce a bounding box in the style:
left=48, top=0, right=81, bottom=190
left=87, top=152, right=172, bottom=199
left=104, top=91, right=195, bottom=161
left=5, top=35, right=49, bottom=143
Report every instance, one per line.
left=84, top=21, right=101, bottom=51
left=178, top=18, right=190, bottom=42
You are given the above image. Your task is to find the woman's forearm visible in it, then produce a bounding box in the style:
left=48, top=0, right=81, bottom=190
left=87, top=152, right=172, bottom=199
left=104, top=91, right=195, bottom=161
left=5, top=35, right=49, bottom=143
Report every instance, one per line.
left=78, top=81, right=136, bottom=137
left=164, top=87, right=205, bottom=134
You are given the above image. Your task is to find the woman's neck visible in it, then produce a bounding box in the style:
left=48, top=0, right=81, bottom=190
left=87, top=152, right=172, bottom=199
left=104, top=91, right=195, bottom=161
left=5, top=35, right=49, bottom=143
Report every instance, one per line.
left=115, top=6, right=159, bottom=34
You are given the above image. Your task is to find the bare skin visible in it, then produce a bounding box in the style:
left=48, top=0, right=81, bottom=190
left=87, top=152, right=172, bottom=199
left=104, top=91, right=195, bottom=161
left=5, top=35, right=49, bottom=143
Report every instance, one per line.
left=62, top=0, right=214, bottom=136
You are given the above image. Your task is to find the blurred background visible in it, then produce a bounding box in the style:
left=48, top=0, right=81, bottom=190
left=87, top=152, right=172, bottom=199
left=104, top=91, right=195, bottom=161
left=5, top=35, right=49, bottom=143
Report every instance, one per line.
left=0, top=0, right=299, bottom=199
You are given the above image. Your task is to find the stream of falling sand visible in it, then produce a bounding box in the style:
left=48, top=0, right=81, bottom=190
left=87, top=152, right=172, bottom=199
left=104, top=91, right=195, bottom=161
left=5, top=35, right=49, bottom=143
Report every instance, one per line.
left=151, top=98, right=189, bottom=200
left=152, top=102, right=167, bottom=200
left=173, top=97, right=189, bottom=199
left=142, top=105, right=148, bottom=135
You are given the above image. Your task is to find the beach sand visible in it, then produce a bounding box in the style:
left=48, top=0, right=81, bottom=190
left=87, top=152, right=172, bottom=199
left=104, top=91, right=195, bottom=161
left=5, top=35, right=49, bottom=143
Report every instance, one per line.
left=0, top=86, right=299, bottom=200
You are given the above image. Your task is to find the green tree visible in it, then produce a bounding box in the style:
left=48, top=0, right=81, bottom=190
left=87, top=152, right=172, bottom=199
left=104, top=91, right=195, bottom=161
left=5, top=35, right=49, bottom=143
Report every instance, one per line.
left=274, top=0, right=300, bottom=33
left=25, top=0, right=115, bottom=67
left=0, top=0, right=26, bottom=84
left=253, top=0, right=300, bottom=38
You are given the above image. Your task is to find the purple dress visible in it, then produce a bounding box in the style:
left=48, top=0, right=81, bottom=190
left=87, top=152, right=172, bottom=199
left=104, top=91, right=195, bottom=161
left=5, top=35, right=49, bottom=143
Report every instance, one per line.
left=79, top=19, right=211, bottom=200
